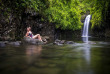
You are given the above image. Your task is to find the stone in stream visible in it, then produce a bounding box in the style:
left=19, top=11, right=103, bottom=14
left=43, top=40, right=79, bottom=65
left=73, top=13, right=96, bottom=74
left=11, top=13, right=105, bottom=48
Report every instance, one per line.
left=4, top=41, right=9, bottom=44
left=54, top=39, right=75, bottom=45
left=55, top=39, right=61, bottom=43
left=60, top=40, right=65, bottom=44
left=42, top=36, right=50, bottom=40
left=14, top=41, right=20, bottom=46
left=0, top=42, right=6, bottom=47
left=8, top=41, right=20, bottom=46
left=88, top=42, right=96, bottom=44
left=65, top=41, right=75, bottom=44
left=53, top=39, right=61, bottom=45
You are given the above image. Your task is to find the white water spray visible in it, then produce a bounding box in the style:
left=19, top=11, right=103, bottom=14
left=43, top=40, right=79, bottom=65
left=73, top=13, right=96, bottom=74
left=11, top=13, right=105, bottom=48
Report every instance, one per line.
left=82, top=15, right=91, bottom=37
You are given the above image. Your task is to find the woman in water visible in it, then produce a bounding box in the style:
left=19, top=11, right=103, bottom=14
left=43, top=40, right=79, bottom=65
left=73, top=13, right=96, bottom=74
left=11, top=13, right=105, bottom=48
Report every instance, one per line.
left=25, top=27, right=42, bottom=41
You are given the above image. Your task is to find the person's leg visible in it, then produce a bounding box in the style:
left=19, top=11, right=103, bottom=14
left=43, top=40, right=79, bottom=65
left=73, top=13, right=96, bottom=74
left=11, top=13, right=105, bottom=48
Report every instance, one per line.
left=33, top=34, right=42, bottom=41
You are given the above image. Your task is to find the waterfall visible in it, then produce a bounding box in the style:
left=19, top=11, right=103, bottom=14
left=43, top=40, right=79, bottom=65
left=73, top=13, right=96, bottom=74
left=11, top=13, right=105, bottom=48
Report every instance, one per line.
left=82, top=15, right=91, bottom=37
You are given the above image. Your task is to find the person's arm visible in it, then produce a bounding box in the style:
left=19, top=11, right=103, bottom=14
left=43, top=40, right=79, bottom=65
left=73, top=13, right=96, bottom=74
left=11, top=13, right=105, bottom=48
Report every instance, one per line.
left=25, top=32, right=30, bottom=38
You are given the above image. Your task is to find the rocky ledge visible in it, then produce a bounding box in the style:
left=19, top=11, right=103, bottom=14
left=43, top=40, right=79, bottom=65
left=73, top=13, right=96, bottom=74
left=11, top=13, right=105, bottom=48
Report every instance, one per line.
left=0, top=36, right=49, bottom=47
left=23, top=37, right=44, bottom=45
left=53, top=39, right=75, bottom=45
left=0, top=41, right=21, bottom=47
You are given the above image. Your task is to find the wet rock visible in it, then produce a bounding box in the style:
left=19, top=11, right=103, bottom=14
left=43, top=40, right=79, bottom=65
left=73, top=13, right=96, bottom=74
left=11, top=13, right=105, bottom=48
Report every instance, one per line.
left=41, top=36, right=48, bottom=43
left=23, top=37, right=44, bottom=45
left=98, top=42, right=109, bottom=45
left=17, top=41, right=22, bottom=44
left=43, top=36, right=50, bottom=40
left=88, top=42, right=96, bottom=44
left=60, top=40, right=65, bottom=44
left=8, top=41, right=20, bottom=46
left=55, top=39, right=61, bottom=42
left=66, top=41, right=75, bottom=44
left=42, top=38, right=47, bottom=44
left=4, top=41, right=9, bottom=44
left=14, top=42, right=20, bottom=46
left=57, top=43, right=63, bottom=46
left=54, top=39, right=75, bottom=45
left=53, top=39, right=61, bottom=45
left=0, top=42, right=6, bottom=47
left=53, top=42, right=63, bottom=46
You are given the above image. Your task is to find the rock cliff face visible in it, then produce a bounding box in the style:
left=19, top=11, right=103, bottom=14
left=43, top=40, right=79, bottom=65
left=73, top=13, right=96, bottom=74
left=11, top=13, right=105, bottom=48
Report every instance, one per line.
left=0, top=8, right=55, bottom=40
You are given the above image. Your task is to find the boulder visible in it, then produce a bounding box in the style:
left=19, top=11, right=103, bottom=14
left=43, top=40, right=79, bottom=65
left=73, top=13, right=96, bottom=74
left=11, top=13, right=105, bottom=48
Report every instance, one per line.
left=53, top=39, right=61, bottom=45
left=42, top=36, right=50, bottom=40
left=60, top=40, right=65, bottom=44
left=4, top=41, right=9, bottom=44
left=8, top=41, right=20, bottom=46
left=54, top=39, right=75, bottom=45
left=65, top=41, right=75, bottom=44
left=88, top=42, right=96, bottom=44
left=14, top=41, right=20, bottom=46
left=55, top=39, right=61, bottom=43
left=23, top=37, right=44, bottom=45
left=0, top=42, right=6, bottom=47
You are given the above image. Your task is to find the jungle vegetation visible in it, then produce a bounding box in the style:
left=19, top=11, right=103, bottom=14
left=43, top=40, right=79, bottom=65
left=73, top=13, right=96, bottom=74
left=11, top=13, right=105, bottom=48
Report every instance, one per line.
left=0, top=0, right=110, bottom=30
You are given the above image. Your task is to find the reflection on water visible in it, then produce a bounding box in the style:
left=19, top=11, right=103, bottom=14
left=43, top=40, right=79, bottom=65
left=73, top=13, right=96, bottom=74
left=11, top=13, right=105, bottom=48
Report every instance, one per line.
left=0, top=38, right=110, bottom=74
left=83, top=44, right=91, bottom=64
left=82, top=37, right=90, bottom=64
left=26, top=45, right=42, bottom=64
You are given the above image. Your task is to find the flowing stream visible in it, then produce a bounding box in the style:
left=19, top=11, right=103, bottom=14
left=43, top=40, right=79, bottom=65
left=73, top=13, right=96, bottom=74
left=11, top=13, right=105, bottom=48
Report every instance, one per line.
left=0, top=37, right=110, bottom=74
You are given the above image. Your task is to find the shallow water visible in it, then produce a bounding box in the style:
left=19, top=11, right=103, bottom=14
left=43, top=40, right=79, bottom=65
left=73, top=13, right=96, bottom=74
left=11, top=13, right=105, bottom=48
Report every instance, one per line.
left=0, top=37, right=110, bottom=74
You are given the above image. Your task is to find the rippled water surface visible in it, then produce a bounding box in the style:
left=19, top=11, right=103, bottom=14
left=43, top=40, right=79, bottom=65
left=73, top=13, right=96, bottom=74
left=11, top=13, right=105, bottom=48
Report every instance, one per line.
left=0, top=37, right=110, bottom=74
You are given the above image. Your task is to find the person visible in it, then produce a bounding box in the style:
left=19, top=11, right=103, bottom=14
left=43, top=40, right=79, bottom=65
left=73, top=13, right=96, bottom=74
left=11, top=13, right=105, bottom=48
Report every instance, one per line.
left=25, top=27, right=42, bottom=41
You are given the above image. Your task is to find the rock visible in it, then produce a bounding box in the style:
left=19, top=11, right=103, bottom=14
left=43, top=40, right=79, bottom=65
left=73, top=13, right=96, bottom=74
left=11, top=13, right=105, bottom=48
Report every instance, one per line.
left=23, top=37, right=44, bottom=45
left=55, top=39, right=61, bottom=43
left=4, top=41, right=9, bottom=44
left=66, top=41, right=75, bottom=44
left=41, top=36, right=48, bottom=43
left=53, top=42, right=63, bottom=46
left=98, top=42, right=109, bottom=45
left=8, top=41, right=20, bottom=46
left=14, top=42, right=20, bottom=46
left=54, top=39, right=61, bottom=45
left=42, top=36, right=50, bottom=42
left=54, top=39, right=75, bottom=45
left=54, top=39, right=65, bottom=45
left=57, top=43, right=63, bottom=46
left=60, top=40, right=65, bottom=44
left=0, top=42, right=6, bottom=47
left=17, top=41, right=22, bottom=44
left=42, top=38, right=47, bottom=43
left=88, top=42, right=96, bottom=44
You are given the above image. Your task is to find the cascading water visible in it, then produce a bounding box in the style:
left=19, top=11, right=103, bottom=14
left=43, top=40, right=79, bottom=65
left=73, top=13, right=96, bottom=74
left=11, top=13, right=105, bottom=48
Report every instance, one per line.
left=81, top=15, right=91, bottom=65
left=82, top=15, right=91, bottom=37
left=82, top=15, right=91, bottom=42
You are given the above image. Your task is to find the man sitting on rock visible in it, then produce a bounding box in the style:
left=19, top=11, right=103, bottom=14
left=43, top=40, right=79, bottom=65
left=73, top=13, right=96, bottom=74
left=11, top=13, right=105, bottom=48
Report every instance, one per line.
left=25, top=27, right=42, bottom=41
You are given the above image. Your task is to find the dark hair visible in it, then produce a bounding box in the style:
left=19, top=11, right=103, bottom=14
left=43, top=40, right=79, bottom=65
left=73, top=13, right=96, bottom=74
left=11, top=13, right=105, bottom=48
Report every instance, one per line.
left=27, top=27, right=31, bottom=30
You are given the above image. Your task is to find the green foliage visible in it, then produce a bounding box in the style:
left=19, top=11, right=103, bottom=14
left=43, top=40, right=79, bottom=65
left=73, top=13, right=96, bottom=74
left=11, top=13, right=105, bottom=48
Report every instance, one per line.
left=1, top=0, right=84, bottom=30
left=88, top=0, right=110, bottom=28
left=45, top=0, right=82, bottom=30
left=1, top=0, right=110, bottom=30
left=78, top=0, right=91, bottom=14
